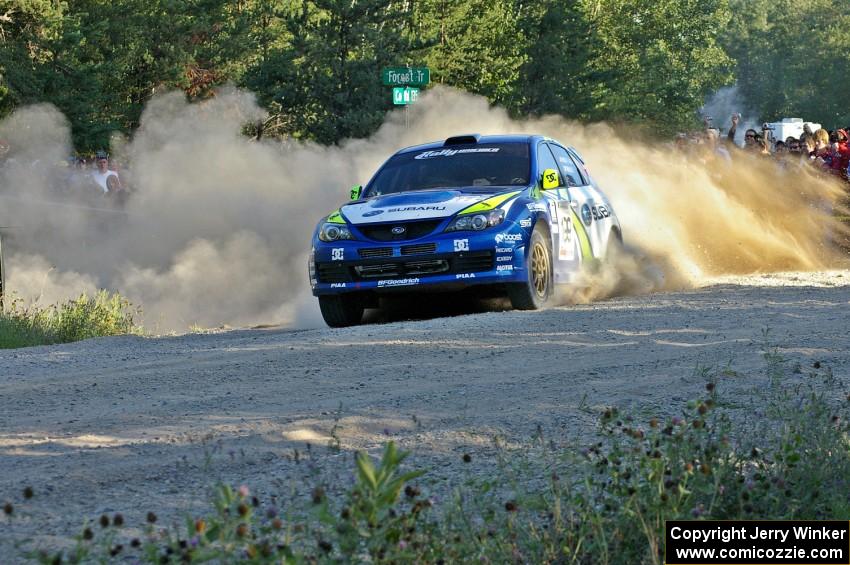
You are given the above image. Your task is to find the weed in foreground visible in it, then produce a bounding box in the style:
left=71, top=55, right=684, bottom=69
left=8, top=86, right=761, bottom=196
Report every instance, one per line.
left=9, top=357, right=850, bottom=563
left=0, top=291, right=141, bottom=348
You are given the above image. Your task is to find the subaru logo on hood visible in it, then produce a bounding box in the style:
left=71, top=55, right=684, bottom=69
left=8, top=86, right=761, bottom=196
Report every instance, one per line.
left=363, top=209, right=384, bottom=217
left=391, top=226, right=406, bottom=235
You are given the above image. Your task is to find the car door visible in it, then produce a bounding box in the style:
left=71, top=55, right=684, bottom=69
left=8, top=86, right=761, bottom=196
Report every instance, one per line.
left=565, top=146, right=616, bottom=257
left=536, top=143, right=582, bottom=283
left=548, top=144, right=595, bottom=267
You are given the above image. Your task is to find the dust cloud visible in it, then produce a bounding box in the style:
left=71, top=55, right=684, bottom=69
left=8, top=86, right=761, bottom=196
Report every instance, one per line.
left=0, top=87, right=845, bottom=330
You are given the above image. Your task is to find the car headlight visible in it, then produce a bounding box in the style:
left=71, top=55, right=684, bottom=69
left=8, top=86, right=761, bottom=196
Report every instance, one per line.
left=318, top=222, right=354, bottom=242
left=445, top=209, right=505, bottom=232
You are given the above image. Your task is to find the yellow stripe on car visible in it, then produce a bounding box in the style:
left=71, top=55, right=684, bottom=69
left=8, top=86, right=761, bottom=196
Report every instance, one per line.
left=326, top=210, right=345, bottom=224
left=458, top=191, right=521, bottom=214
left=570, top=208, right=594, bottom=260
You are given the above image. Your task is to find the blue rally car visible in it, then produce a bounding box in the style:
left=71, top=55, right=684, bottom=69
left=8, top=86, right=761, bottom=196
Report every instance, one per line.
left=309, top=134, right=622, bottom=327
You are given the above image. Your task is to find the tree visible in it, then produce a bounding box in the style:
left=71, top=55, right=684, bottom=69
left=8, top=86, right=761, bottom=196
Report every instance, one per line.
left=246, top=0, right=415, bottom=143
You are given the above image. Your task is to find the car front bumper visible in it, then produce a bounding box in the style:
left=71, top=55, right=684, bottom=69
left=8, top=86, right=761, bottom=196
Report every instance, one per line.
left=309, top=224, right=528, bottom=296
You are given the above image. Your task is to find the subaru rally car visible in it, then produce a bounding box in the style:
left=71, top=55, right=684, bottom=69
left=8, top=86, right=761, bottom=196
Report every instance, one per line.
left=309, top=134, right=622, bottom=327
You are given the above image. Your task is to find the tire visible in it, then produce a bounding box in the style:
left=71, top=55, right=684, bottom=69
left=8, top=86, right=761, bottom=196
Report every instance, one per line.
left=318, top=294, right=365, bottom=327
left=507, top=224, right=553, bottom=310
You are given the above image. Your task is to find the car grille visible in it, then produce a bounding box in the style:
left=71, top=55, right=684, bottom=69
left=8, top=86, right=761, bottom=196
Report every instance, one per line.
left=315, top=251, right=494, bottom=284
left=400, top=243, right=437, bottom=255
left=358, top=247, right=393, bottom=258
left=358, top=220, right=442, bottom=242
left=315, top=263, right=349, bottom=283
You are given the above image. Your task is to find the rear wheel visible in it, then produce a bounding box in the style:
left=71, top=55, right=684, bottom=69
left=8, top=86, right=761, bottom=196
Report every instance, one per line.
left=318, top=294, right=365, bottom=327
left=507, top=225, right=552, bottom=310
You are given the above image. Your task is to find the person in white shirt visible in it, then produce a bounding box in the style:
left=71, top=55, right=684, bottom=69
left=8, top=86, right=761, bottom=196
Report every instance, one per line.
left=91, top=150, right=122, bottom=194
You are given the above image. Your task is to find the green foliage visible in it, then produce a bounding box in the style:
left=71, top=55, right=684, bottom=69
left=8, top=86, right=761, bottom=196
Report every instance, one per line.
left=13, top=0, right=849, bottom=143
left=725, top=0, right=850, bottom=128
left=12, top=355, right=850, bottom=563
left=0, top=290, right=141, bottom=348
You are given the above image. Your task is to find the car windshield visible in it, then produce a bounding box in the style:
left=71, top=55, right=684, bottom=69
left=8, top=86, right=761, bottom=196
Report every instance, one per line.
left=364, top=143, right=530, bottom=197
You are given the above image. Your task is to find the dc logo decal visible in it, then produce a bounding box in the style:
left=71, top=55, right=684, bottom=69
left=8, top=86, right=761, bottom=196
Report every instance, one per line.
left=453, top=239, right=469, bottom=252
left=363, top=209, right=384, bottom=217
left=331, top=248, right=344, bottom=261
left=581, top=204, right=593, bottom=226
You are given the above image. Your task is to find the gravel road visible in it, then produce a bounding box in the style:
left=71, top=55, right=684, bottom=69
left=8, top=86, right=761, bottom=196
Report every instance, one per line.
left=2, top=271, right=850, bottom=555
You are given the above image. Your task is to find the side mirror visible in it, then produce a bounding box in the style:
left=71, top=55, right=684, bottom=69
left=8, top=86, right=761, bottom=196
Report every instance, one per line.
left=541, top=168, right=559, bottom=190
left=350, top=185, right=363, bottom=200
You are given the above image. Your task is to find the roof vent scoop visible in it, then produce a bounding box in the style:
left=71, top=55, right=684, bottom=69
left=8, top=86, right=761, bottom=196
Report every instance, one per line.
left=444, top=134, right=481, bottom=146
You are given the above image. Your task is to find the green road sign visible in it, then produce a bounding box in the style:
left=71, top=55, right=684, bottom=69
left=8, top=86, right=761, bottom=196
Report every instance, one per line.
left=392, top=87, right=420, bottom=105
left=383, top=67, right=429, bottom=86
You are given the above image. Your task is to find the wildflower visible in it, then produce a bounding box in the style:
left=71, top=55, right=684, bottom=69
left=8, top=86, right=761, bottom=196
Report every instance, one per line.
left=671, top=417, right=683, bottom=426
left=649, top=418, right=659, bottom=428
left=99, top=514, right=110, bottom=528
left=706, top=382, right=715, bottom=392
left=398, top=540, right=409, bottom=550
left=23, top=487, right=33, bottom=499
left=311, top=486, right=325, bottom=504
left=82, top=527, right=94, bottom=540
left=718, top=485, right=725, bottom=495
left=237, top=503, right=249, bottom=516
left=238, top=485, right=251, bottom=498
left=693, top=420, right=703, bottom=429
left=272, top=518, right=283, bottom=530
left=691, top=505, right=704, bottom=518
left=813, top=361, right=821, bottom=369
left=109, top=544, right=123, bottom=556
left=265, top=506, right=278, bottom=519
left=130, top=538, right=141, bottom=548
left=195, top=519, right=206, bottom=534
left=3, top=502, right=12, bottom=516
left=700, top=463, right=711, bottom=475
left=318, top=539, right=332, bottom=553
left=697, top=403, right=707, bottom=415
left=251, top=496, right=260, bottom=508
left=745, top=479, right=755, bottom=491
left=462, top=453, right=472, bottom=463
left=146, top=511, right=157, bottom=523
left=504, top=500, right=518, bottom=512
left=235, top=524, right=248, bottom=538
left=113, top=513, right=124, bottom=527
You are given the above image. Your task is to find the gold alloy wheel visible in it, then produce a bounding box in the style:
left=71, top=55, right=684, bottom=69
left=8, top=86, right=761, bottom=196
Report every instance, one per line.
left=531, top=240, right=550, bottom=298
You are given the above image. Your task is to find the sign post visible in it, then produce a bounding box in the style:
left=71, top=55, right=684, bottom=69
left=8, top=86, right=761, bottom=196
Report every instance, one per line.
left=383, top=67, right=429, bottom=129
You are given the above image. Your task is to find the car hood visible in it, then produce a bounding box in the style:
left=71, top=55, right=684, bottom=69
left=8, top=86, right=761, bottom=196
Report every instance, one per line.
left=341, top=189, right=511, bottom=224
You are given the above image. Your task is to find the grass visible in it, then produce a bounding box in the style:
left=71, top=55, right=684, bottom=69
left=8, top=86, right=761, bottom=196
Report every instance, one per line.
left=0, top=291, right=141, bottom=348
left=6, top=346, right=850, bottom=563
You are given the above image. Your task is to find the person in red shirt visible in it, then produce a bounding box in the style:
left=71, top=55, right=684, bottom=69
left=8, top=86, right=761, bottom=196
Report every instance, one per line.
left=829, top=129, right=850, bottom=178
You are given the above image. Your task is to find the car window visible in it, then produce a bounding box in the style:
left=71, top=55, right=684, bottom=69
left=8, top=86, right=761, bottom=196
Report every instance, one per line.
left=549, top=144, right=583, bottom=187
left=566, top=147, right=590, bottom=185
left=536, top=143, right=562, bottom=187
left=364, top=143, right=530, bottom=197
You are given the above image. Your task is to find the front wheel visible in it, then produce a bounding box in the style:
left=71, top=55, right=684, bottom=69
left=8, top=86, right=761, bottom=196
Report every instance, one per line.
left=318, top=294, right=365, bottom=327
left=507, top=225, right=553, bottom=310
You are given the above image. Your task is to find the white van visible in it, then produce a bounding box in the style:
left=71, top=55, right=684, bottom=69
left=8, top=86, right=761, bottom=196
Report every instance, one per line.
left=761, top=118, right=822, bottom=144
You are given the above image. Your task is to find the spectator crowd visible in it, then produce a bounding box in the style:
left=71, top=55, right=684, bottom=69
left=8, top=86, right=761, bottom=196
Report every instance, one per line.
left=676, top=113, right=850, bottom=182
left=0, top=141, right=129, bottom=208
